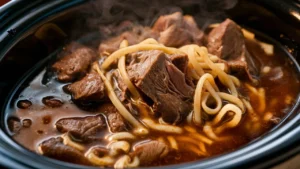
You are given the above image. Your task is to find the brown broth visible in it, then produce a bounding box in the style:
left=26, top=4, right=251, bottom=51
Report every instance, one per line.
left=6, top=38, right=300, bottom=166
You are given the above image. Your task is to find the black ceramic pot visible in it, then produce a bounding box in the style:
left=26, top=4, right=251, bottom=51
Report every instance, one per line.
left=0, top=0, right=299, bottom=169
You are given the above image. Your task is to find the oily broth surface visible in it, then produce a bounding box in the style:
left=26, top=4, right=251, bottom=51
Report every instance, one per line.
left=6, top=39, right=300, bottom=165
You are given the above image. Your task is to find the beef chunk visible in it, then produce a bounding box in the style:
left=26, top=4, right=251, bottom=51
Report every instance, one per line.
left=168, top=53, right=195, bottom=87
left=131, top=140, right=169, bottom=166
left=207, top=19, right=259, bottom=81
left=207, top=19, right=245, bottom=60
left=168, top=53, right=189, bottom=73
left=17, top=100, right=32, bottom=109
left=152, top=12, right=205, bottom=47
left=107, top=112, right=127, bottom=132
left=66, top=72, right=106, bottom=102
left=39, top=137, right=90, bottom=165
left=99, top=25, right=158, bottom=55
left=226, top=51, right=259, bottom=82
left=7, top=117, right=21, bottom=133
left=52, top=44, right=97, bottom=82
left=22, top=119, right=32, bottom=128
left=42, top=96, right=63, bottom=108
left=98, top=103, right=127, bottom=132
left=127, top=50, right=194, bottom=124
left=55, top=115, right=106, bottom=142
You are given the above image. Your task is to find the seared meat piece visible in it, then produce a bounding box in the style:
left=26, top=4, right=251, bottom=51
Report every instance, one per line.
left=42, top=96, right=63, bottom=108
left=152, top=12, right=205, bottom=47
left=7, top=117, right=21, bottom=133
left=168, top=53, right=195, bottom=87
left=98, top=103, right=127, bottom=132
left=107, top=112, right=127, bottom=133
left=168, top=53, right=189, bottom=73
left=39, top=137, right=90, bottom=165
left=207, top=19, right=245, bottom=60
left=17, top=100, right=32, bottom=109
left=52, top=44, right=97, bottom=82
left=99, top=26, right=158, bottom=55
left=22, top=119, right=32, bottom=128
left=207, top=19, right=259, bottom=81
left=226, top=51, right=259, bottom=81
left=55, top=115, right=106, bottom=142
left=66, top=72, right=106, bottom=102
left=131, top=140, right=169, bottom=166
left=127, top=50, right=194, bottom=124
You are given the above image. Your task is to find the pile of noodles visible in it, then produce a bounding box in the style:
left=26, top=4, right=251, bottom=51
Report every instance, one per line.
left=95, top=38, right=245, bottom=134
left=83, top=38, right=255, bottom=168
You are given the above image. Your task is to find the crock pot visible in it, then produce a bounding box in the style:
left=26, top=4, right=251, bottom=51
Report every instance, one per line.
left=0, top=0, right=299, bottom=169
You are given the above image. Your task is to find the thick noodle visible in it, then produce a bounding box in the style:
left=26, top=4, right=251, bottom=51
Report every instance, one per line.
left=117, top=41, right=141, bottom=100
left=193, top=73, right=222, bottom=125
left=85, top=148, right=115, bottom=166
left=182, top=45, right=222, bottom=117
left=167, top=136, right=178, bottom=150
left=102, top=44, right=184, bottom=70
left=143, top=118, right=183, bottom=134
left=181, top=45, right=238, bottom=96
left=108, top=141, right=130, bottom=156
left=202, top=92, right=245, bottom=112
left=212, top=104, right=242, bottom=129
left=94, top=38, right=248, bottom=168
left=107, top=132, right=136, bottom=141
left=114, top=155, right=139, bottom=169
left=196, top=46, right=238, bottom=96
left=93, top=63, right=148, bottom=136
left=61, top=134, right=85, bottom=151
left=175, top=136, right=207, bottom=155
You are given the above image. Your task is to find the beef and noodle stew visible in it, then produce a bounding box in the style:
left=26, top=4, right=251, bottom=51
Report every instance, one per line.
left=6, top=12, right=300, bottom=168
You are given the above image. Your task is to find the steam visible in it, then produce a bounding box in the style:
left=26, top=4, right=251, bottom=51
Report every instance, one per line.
left=70, top=0, right=238, bottom=41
